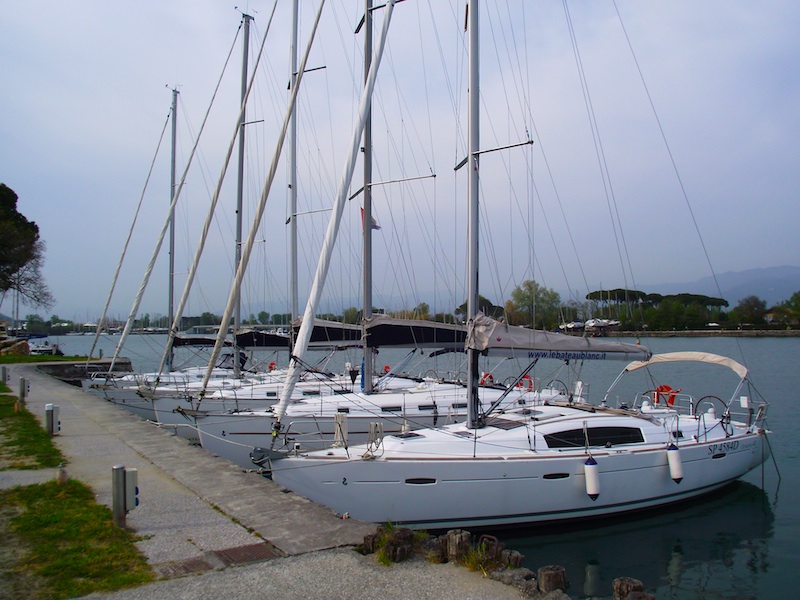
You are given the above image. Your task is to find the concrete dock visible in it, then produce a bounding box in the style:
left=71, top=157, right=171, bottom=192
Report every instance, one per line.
left=2, top=363, right=524, bottom=599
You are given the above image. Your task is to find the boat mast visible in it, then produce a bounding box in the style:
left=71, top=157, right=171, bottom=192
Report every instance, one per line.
left=234, top=13, right=253, bottom=379
left=362, top=0, right=375, bottom=393
left=156, top=8, right=279, bottom=377
left=272, top=0, right=396, bottom=423
left=200, top=0, right=327, bottom=395
left=85, top=104, right=172, bottom=367
left=111, top=84, right=203, bottom=373
left=167, top=87, right=178, bottom=371
left=466, top=0, right=481, bottom=428
left=289, top=0, right=299, bottom=325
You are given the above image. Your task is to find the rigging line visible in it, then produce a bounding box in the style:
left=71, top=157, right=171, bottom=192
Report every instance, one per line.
left=484, top=1, right=521, bottom=132
left=371, top=155, right=440, bottom=310
left=376, top=47, right=439, bottom=176
left=501, top=0, right=533, bottom=136
left=479, top=10, right=544, bottom=306
left=563, top=7, right=630, bottom=304
left=160, top=4, right=279, bottom=376
left=476, top=174, right=503, bottom=307
left=204, top=0, right=329, bottom=395
left=525, top=121, right=590, bottom=301
left=416, top=3, right=436, bottom=176
left=612, top=0, right=729, bottom=330
left=109, top=24, right=242, bottom=374
left=562, top=1, right=633, bottom=297
left=175, top=95, right=231, bottom=213
left=414, top=1, right=443, bottom=316
left=521, top=3, right=536, bottom=296
left=87, top=107, right=171, bottom=365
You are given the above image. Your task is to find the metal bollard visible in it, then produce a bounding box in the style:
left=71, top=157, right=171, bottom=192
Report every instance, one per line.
left=112, top=465, right=126, bottom=527
left=45, top=404, right=60, bottom=435
left=1, top=366, right=6, bottom=384
left=18, top=377, right=28, bottom=402
left=112, top=465, right=139, bottom=528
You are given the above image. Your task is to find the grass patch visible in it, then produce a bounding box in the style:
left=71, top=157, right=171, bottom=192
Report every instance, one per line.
left=0, top=379, right=153, bottom=598
left=0, top=391, right=64, bottom=470
left=461, top=542, right=499, bottom=574
left=0, top=355, right=89, bottom=365
left=374, top=522, right=396, bottom=566
left=0, top=479, right=154, bottom=598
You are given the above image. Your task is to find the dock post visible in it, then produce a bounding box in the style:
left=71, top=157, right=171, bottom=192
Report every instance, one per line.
left=112, top=465, right=126, bottom=527
left=15, top=376, right=27, bottom=412
left=45, top=403, right=60, bottom=435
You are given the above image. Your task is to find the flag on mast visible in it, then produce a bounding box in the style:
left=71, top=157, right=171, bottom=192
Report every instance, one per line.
left=360, top=206, right=381, bottom=230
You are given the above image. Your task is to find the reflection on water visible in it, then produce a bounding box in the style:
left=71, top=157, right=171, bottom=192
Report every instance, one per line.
left=499, top=482, right=774, bottom=599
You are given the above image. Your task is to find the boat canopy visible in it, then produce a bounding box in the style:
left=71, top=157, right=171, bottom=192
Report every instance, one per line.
left=364, top=315, right=466, bottom=348
left=289, top=316, right=468, bottom=349
left=234, top=330, right=291, bottom=349
left=292, top=318, right=362, bottom=347
left=621, top=351, right=748, bottom=380
left=467, top=313, right=651, bottom=361
left=173, top=335, right=233, bottom=347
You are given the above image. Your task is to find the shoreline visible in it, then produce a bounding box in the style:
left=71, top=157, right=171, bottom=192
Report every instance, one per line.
left=606, top=329, right=800, bottom=338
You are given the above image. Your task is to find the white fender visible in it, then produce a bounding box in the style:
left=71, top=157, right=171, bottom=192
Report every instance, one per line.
left=584, top=456, right=600, bottom=500
left=667, top=443, right=684, bottom=483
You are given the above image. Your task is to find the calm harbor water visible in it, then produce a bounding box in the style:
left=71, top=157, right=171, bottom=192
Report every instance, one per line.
left=46, top=333, right=798, bottom=598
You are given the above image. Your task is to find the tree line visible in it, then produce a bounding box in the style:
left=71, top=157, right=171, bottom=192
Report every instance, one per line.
left=18, top=283, right=800, bottom=337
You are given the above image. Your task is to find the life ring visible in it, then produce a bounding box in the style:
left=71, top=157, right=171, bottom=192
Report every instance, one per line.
left=655, top=384, right=681, bottom=406
left=383, top=365, right=391, bottom=374
left=268, top=361, right=277, bottom=372
left=515, top=374, right=534, bottom=392
left=480, top=372, right=494, bottom=386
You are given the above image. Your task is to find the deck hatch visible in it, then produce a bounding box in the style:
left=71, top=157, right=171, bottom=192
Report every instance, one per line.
left=544, top=426, right=645, bottom=449
left=486, top=417, right=526, bottom=430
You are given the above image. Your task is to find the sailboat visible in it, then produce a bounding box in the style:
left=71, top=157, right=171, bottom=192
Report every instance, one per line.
left=82, top=15, right=277, bottom=425
left=267, top=0, right=772, bottom=528
left=187, top=2, right=585, bottom=468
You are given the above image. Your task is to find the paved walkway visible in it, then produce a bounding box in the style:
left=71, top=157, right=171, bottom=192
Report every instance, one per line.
left=2, top=363, right=524, bottom=599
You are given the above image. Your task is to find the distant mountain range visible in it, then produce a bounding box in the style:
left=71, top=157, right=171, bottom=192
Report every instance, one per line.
left=642, top=266, right=800, bottom=307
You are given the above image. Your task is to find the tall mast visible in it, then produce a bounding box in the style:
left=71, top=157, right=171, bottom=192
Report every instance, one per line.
left=234, top=13, right=252, bottom=378
left=156, top=6, right=280, bottom=378
left=273, top=0, right=396, bottom=423
left=362, top=0, right=375, bottom=393
left=289, top=0, right=299, bottom=324
left=200, top=0, right=326, bottom=395
left=167, top=86, right=178, bottom=371
left=466, top=0, right=481, bottom=428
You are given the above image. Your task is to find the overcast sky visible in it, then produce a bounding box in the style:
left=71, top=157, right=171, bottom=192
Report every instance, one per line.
left=2, top=0, right=799, bottom=323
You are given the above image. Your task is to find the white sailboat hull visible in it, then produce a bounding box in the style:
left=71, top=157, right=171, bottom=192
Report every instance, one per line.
left=196, top=383, right=565, bottom=468
left=271, top=421, right=768, bottom=529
